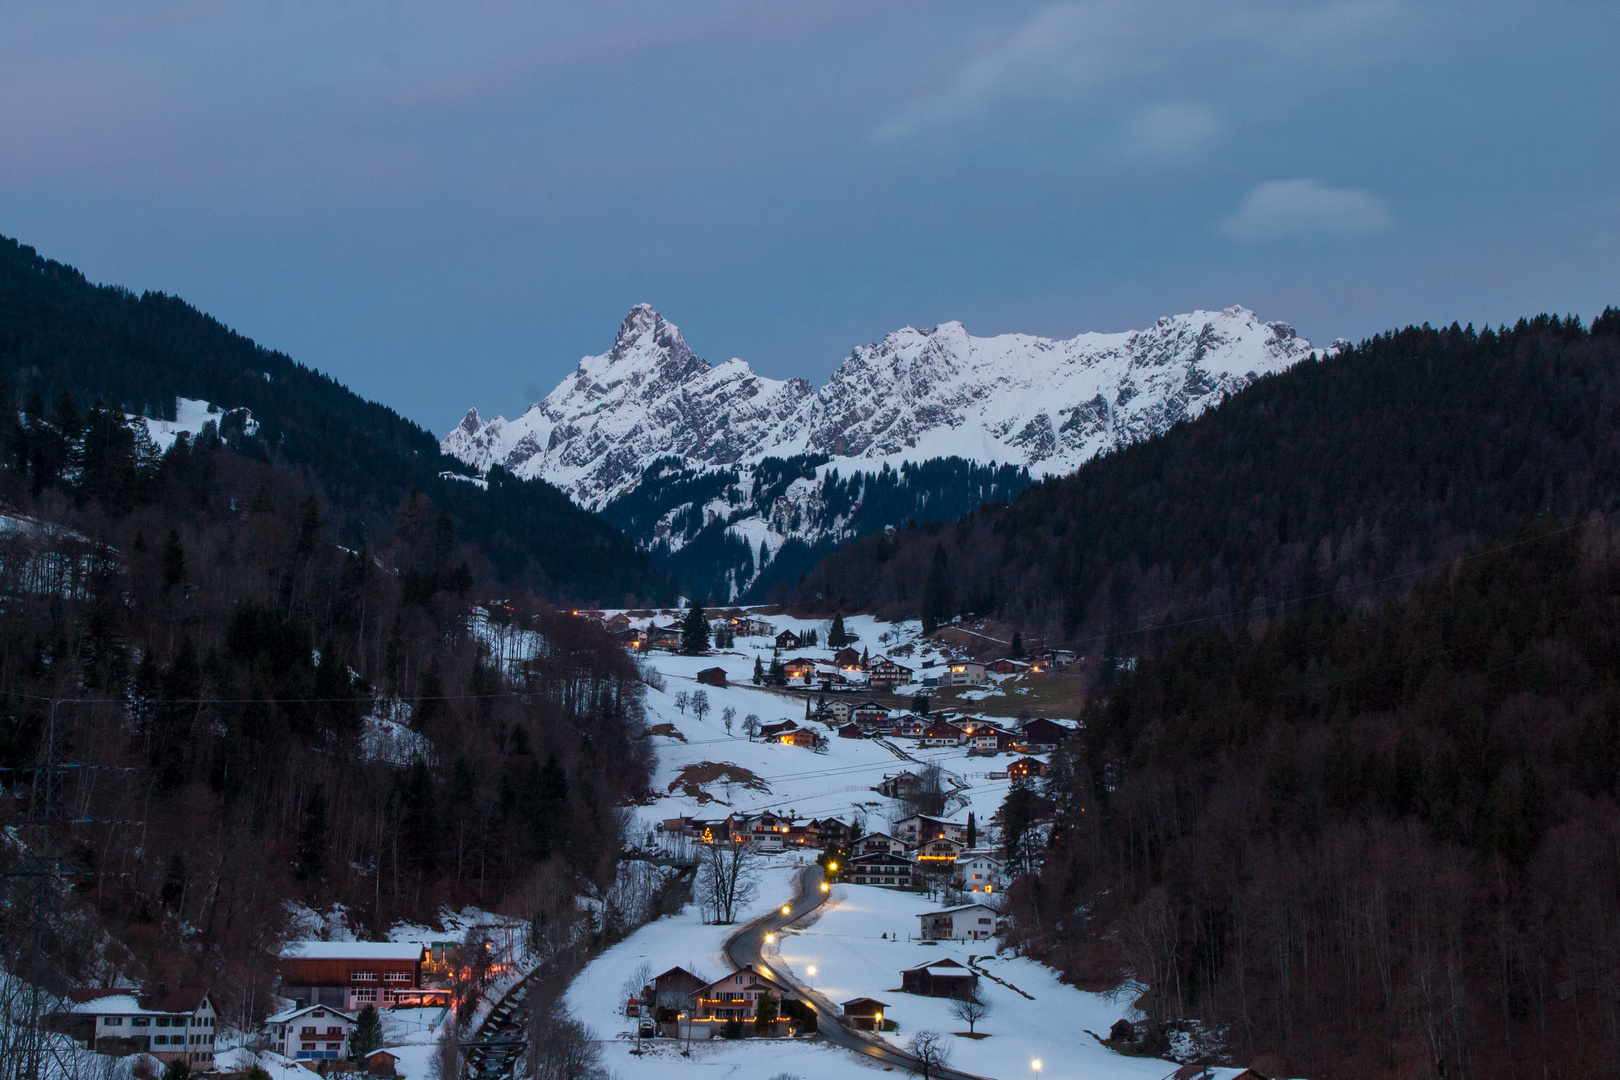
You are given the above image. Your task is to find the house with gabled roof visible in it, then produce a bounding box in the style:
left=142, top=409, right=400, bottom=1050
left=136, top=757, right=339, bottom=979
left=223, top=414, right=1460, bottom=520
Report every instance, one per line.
left=848, top=850, right=918, bottom=889
left=900, top=957, right=979, bottom=998
left=689, top=964, right=788, bottom=1035
left=266, top=1002, right=357, bottom=1061
left=918, top=903, right=999, bottom=942
left=64, top=987, right=217, bottom=1068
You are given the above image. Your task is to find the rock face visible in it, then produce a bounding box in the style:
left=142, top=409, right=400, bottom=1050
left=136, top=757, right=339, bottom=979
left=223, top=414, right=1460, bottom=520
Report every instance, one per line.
left=444, top=303, right=1319, bottom=512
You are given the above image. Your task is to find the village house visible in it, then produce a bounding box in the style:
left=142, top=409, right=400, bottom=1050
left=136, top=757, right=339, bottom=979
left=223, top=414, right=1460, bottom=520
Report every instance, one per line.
left=770, top=724, right=823, bottom=750
left=855, top=831, right=908, bottom=857
left=915, top=836, right=966, bottom=865
left=645, top=966, right=706, bottom=1035
left=831, top=646, right=862, bottom=668
left=64, top=987, right=217, bottom=1069
left=1008, top=756, right=1048, bottom=780
left=838, top=721, right=864, bottom=739
left=1041, top=648, right=1078, bottom=668
left=894, top=814, right=966, bottom=845
left=782, top=657, right=817, bottom=687
left=918, top=903, right=999, bottom=942
left=868, top=656, right=914, bottom=690
left=604, top=613, right=632, bottom=633
left=919, top=719, right=967, bottom=746
left=277, top=941, right=445, bottom=1010
left=647, top=623, right=684, bottom=650
left=986, top=657, right=1030, bottom=675
left=820, top=697, right=854, bottom=722
left=841, top=998, right=889, bottom=1032
left=892, top=715, right=928, bottom=738
left=266, top=1002, right=356, bottom=1061
left=695, top=666, right=727, bottom=687
left=613, top=626, right=648, bottom=650
left=1018, top=717, right=1076, bottom=752
left=944, top=660, right=987, bottom=686
left=900, top=958, right=979, bottom=998
left=955, top=854, right=1004, bottom=894
left=848, top=850, right=918, bottom=889
left=689, top=965, right=786, bottom=1035
left=774, top=629, right=803, bottom=650
left=757, top=719, right=798, bottom=740
left=877, top=771, right=920, bottom=799
left=815, top=817, right=853, bottom=848
left=728, top=615, right=774, bottom=637
left=851, top=700, right=892, bottom=729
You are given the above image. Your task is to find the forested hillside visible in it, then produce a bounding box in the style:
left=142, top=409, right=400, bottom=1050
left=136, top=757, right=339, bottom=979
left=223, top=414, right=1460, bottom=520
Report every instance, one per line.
left=1013, top=520, right=1620, bottom=1079
left=0, top=239, right=667, bottom=1034
left=804, top=312, right=1620, bottom=642
left=0, top=235, right=667, bottom=604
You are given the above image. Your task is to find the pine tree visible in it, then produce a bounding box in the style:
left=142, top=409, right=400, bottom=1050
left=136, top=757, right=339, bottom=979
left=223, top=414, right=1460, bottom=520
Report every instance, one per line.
left=966, top=811, right=977, bottom=849
left=753, top=656, right=765, bottom=684
left=829, top=612, right=849, bottom=648
left=1010, top=631, right=1024, bottom=658
left=350, top=1005, right=383, bottom=1059
left=682, top=601, right=711, bottom=654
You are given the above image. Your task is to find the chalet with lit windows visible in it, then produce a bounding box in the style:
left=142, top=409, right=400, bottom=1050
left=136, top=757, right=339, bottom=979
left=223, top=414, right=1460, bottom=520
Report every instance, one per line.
left=893, top=715, right=928, bottom=738
left=955, top=854, right=1003, bottom=893
left=848, top=850, right=918, bottom=889
left=657, top=623, right=690, bottom=650
left=613, top=627, right=648, bottom=649
left=277, top=941, right=446, bottom=1010
left=1008, top=756, right=1048, bottom=780
left=815, top=817, right=853, bottom=848
left=757, top=720, right=798, bottom=740
left=819, top=697, right=854, bottom=722
left=919, top=719, right=967, bottom=746
left=851, top=700, right=892, bottom=730
left=604, top=613, right=632, bottom=633
left=64, top=987, right=217, bottom=1068
left=894, top=814, right=966, bottom=845
left=986, top=657, right=1030, bottom=675
left=943, top=660, right=987, bottom=686
left=774, top=629, right=803, bottom=650
left=918, top=903, right=999, bottom=942
left=915, top=836, right=966, bottom=864
left=900, top=958, right=980, bottom=998
left=690, top=965, right=785, bottom=1034
left=831, top=646, right=862, bottom=668
left=959, top=722, right=1013, bottom=752
left=868, top=656, right=914, bottom=690
left=266, top=1003, right=356, bottom=1061
left=695, top=666, right=727, bottom=687
left=781, top=657, right=818, bottom=686
left=728, top=616, right=774, bottom=637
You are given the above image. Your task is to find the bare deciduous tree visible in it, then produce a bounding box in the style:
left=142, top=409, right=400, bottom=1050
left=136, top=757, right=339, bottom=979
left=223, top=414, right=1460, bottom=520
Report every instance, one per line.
left=950, top=987, right=991, bottom=1034
left=695, top=839, right=758, bottom=924
left=905, top=1030, right=952, bottom=1079
left=527, top=1004, right=606, bottom=1080
left=691, top=689, right=710, bottom=723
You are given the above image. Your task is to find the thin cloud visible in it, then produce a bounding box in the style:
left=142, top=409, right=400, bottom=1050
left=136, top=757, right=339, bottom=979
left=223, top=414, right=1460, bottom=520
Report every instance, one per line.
left=1220, top=178, right=1393, bottom=241
left=1119, top=102, right=1225, bottom=161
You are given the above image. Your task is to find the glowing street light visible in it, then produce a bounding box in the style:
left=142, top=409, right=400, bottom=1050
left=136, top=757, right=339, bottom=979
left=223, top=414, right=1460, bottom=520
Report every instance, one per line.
left=781, top=905, right=792, bottom=915
left=807, top=965, right=816, bottom=989
left=1032, top=1060, right=1043, bottom=1074
left=827, top=861, right=837, bottom=872
left=820, top=882, right=830, bottom=892
left=765, top=933, right=775, bottom=944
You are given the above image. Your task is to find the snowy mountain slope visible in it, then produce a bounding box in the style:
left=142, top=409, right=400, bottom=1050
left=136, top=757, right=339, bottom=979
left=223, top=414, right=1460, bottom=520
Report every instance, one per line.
left=446, top=303, right=1317, bottom=509
left=444, top=304, right=1320, bottom=598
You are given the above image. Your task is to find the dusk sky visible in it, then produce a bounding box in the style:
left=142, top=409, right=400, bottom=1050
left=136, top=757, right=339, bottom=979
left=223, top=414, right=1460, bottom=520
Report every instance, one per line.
left=3, top=1, right=1616, bottom=434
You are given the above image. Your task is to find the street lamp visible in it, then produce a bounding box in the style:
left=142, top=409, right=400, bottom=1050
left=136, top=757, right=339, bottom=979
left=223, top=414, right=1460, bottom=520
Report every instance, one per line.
left=807, top=965, right=816, bottom=989
left=782, top=905, right=792, bottom=916
left=1032, top=1060, right=1042, bottom=1074
left=765, top=933, right=775, bottom=944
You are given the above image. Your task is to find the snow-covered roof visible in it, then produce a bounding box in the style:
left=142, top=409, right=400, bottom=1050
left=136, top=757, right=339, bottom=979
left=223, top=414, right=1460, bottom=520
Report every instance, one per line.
left=67, top=987, right=210, bottom=1015
left=279, top=941, right=425, bottom=961
left=266, top=1003, right=358, bottom=1024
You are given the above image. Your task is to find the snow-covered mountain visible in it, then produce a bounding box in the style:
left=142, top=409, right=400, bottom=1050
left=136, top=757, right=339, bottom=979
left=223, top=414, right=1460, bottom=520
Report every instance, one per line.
left=444, top=303, right=1320, bottom=598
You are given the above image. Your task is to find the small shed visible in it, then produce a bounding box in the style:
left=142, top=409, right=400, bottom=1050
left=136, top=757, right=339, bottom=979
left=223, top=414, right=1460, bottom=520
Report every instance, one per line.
left=695, top=667, right=727, bottom=687
left=365, top=1049, right=399, bottom=1077
left=841, top=997, right=889, bottom=1032
left=838, top=722, right=864, bottom=739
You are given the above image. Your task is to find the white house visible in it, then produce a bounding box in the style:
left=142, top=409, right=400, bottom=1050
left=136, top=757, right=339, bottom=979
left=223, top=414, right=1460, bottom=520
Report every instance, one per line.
left=917, top=903, right=999, bottom=942
left=266, top=1003, right=358, bottom=1060
left=944, top=660, right=987, bottom=686
left=854, top=831, right=908, bottom=857
left=66, top=987, right=217, bottom=1069
left=955, top=854, right=1004, bottom=894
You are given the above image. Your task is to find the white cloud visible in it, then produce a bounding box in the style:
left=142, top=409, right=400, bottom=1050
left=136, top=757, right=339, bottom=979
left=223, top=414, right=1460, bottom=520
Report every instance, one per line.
left=1119, top=102, right=1225, bottom=161
left=1219, top=178, right=1393, bottom=241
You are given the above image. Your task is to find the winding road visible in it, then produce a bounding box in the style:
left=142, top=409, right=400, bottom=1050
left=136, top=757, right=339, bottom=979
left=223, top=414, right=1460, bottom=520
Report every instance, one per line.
left=723, top=864, right=993, bottom=1080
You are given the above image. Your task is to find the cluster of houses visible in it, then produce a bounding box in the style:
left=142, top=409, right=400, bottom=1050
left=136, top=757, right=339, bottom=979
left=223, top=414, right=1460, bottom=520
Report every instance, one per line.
left=831, top=709, right=1074, bottom=758
left=844, top=814, right=1008, bottom=895
left=661, top=812, right=853, bottom=851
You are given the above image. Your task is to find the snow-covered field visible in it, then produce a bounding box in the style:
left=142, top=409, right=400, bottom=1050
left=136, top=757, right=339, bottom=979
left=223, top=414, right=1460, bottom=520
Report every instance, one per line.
left=770, top=883, right=1167, bottom=1080
left=628, top=613, right=1021, bottom=839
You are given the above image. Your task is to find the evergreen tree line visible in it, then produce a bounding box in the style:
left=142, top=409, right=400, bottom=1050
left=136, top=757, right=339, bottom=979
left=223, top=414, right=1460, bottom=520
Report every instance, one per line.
left=0, top=382, right=653, bottom=1032
left=1007, top=516, right=1620, bottom=1078
left=802, top=311, right=1620, bottom=642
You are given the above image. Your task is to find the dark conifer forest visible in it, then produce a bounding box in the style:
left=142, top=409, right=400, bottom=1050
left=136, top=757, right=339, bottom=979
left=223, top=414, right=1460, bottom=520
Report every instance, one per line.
left=0, top=238, right=663, bottom=1030
left=812, top=310, right=1620, bottom=1077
